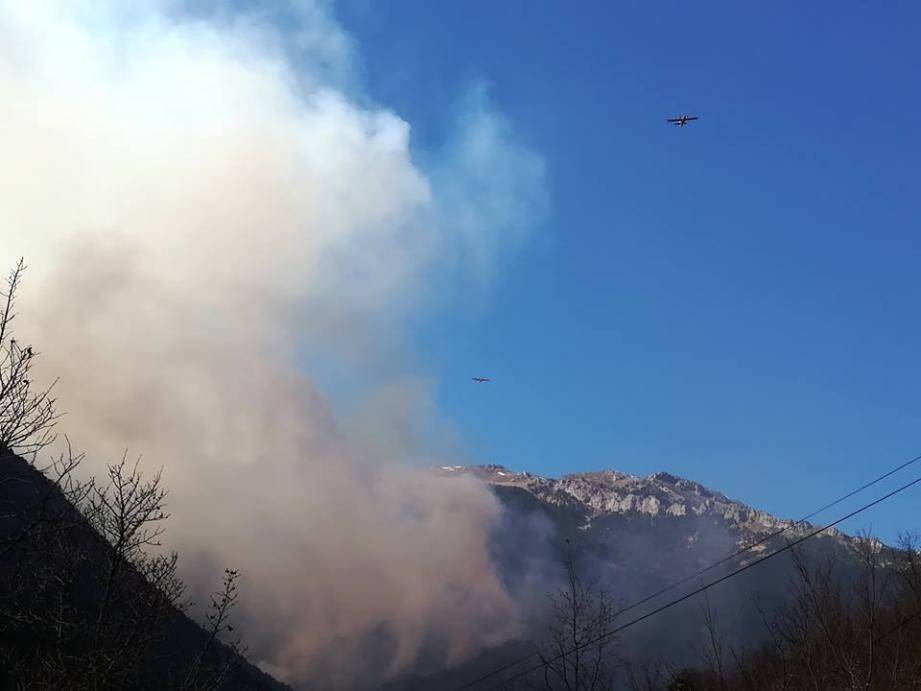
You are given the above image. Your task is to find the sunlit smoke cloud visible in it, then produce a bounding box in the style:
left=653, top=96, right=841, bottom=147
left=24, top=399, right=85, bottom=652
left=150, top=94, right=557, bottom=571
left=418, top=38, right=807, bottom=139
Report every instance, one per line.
left=0, top=1, right=546, bottom=685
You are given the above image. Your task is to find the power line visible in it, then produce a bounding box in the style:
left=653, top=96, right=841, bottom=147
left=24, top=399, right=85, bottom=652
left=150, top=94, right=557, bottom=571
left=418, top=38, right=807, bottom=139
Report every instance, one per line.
left=461, top=468, right=921, bottom=690
left=457, top=451, right=921, bottom=689
left=605, top=450, right=921, bottom=625
left=483, top=474, right=921, bottom=690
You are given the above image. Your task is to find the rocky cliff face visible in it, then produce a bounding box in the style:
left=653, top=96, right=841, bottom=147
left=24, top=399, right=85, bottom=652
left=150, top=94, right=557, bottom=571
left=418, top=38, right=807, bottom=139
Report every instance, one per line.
left=441, top=463, right=852, bottom=551
left=443, top=464, right=864, bottom=652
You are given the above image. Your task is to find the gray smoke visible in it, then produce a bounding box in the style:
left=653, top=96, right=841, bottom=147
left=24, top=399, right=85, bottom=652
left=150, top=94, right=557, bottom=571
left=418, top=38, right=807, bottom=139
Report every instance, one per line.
left=0, top=1, right=546, bottom=685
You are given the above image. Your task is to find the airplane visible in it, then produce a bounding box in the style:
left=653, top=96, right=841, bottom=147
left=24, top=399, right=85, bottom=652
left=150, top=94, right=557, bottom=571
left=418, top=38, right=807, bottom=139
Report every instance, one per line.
left=472, top=377, right=491, bottom=383
left=667, top=115, right=699, bottom=127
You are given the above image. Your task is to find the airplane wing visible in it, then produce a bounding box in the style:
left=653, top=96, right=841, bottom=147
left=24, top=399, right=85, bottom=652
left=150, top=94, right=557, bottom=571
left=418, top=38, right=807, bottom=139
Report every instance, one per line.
left=666, top=118, right=680, bottom=122
left=686, top=116, right=699, bottom=121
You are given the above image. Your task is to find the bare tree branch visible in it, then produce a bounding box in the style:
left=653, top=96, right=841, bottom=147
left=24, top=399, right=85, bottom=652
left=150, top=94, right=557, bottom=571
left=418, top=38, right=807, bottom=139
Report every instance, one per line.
left=0, top=260, right=60, bottom=456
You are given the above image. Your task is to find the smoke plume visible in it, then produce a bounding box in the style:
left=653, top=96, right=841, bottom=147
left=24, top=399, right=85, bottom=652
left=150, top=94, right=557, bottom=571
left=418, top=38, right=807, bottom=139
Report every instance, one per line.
left=0, top=2, right=546, bottom=685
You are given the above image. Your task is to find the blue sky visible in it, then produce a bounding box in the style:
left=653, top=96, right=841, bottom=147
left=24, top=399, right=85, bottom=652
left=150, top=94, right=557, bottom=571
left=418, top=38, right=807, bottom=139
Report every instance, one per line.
left=329, top=2, right=921, bottom=542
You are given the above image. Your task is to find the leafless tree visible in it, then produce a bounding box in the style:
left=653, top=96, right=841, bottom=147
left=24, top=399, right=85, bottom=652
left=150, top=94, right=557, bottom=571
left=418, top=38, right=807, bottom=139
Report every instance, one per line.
left=654, top=537, right=921, bottom=691
left=1, top=442, right=248, bottom=689
left=536, top=544, right=620, bottom=691
left=181, top=569, right=247, bottom=691
left=0, top=259, right=59, bottom=456
left=0, top=261, right=248, bottom=689
left=695, top=589, right=726, bottom=691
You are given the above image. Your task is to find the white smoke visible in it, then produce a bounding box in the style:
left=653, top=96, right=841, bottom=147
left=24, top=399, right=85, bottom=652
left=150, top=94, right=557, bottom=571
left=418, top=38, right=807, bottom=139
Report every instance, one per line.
left=0, top=1, right=546, bottom=685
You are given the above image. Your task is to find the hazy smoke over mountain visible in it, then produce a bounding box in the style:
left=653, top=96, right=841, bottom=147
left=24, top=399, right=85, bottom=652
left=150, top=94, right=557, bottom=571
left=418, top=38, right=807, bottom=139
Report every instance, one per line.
left=0, top=2, right=546, bottom=685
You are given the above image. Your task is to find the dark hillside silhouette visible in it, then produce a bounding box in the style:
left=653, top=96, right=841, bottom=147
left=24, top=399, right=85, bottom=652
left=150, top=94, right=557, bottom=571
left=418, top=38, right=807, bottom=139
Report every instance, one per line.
left=0, top=444, right=287, bottom=689
left=0, top=261, right=287, bottom=690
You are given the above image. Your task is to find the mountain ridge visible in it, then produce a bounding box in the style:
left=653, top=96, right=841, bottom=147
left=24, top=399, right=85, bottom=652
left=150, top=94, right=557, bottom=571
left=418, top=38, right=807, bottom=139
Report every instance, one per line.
left=440, top=463, right=858, bottom=553
left=379, top=464, right=879, bottom=690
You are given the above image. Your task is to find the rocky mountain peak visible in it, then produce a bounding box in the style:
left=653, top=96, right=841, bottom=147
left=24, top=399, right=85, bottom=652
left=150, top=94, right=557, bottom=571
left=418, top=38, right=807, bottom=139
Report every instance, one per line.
left=439, top=464, right=824, bottom=539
